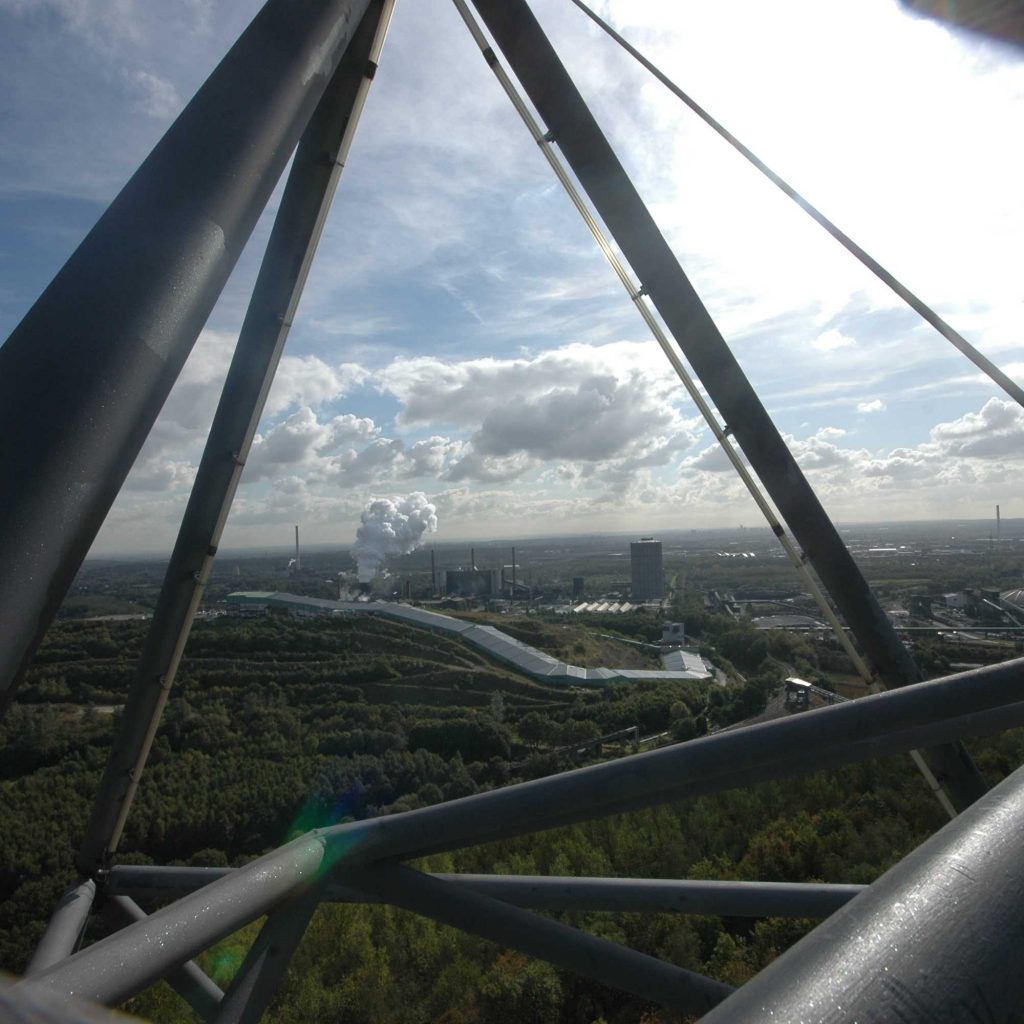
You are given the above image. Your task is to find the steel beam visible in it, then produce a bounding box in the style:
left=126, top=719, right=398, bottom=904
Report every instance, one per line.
left=0, top=0, right=372, bottom=713
left=318, top=659, right=1024, bottom=865
left=701, top=761, right=1024, bottom=1022
left=106, top=865, right=233, bottom=902
left=346, top=864, right=734, bottom=1016
left=467, top=0, right=985, bottom=812
left=15, top=833, right=326, bottom=1008
left=22, top=660, right=1024, bottom=1007
left=77, top=0, right=392, bottom=877
left=25, top=880, right=96, bottom=977
left=212, top=884, right=324, bottom=1024
left=108, top=865, right=863, bottom=918
left=0, top=985, right=126, bottom=1024
left=104, top=895, right=224, bottom=1020
left=566, top=0, right=1024, bottom=412
left=424, top=875, right=863, bottom=918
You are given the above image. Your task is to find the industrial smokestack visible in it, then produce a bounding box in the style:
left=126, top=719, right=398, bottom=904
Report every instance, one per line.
left=471, top=547, right=476, bottom=571
left=512, top=546, right=516, bottom=600
left=294, top=524, right=300, bottom=571
left=431, top=548, right=437, bottom=597
left=997, top=504, right=1001, bottom=540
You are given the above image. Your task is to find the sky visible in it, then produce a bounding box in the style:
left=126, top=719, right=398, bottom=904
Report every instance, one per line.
left=1, top=0, right=1022, bottom=555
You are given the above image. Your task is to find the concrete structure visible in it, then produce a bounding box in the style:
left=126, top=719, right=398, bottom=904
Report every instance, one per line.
left=662, top=622, right=685, bottom=645
left=630, top=538, right=663, bottom=601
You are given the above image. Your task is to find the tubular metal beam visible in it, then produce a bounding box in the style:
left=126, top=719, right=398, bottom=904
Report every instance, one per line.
left=77, top=0, right=392, bottom=877
left=318, top=659, right=1024, bottom=864
left=108, top=865, right=864, bottom=919
left=212, top=884, right=324, bottom=1024
left=106, top=865, right=233, bottom=902
left=467, top=0, right=985, bottom=812
left=567, top=0, right=1024, bottom=412
left=702, top=761, right=1024, bottom=1022
left=0, top=0, right=372, bottom=713
left=451, top=0, right=957, bottom=824
left=15, top=833, right=327, bottom=1008
left=346, top=864, right=734, bottom=1016
left=425, top=875, right=863, bottom=918
left=24, top=880, right=96, bottom=977
left=21, top=659, right=1024, bottom=1007
left=104, top=895, right=224, bottom=1021
left=0, top=985, right=127, bottom=1024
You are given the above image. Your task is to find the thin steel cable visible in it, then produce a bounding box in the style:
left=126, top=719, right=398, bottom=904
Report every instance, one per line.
left=565, top=0, right=1024, bottom=411
left=452, top=0, right=957, bottom=817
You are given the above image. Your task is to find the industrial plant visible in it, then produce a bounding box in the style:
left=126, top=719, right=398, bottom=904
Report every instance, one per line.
left=2, top=1, right=1023, bottom=1022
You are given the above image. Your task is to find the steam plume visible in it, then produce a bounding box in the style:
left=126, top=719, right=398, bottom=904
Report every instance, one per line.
left=351, top=492, right=438, bottom=583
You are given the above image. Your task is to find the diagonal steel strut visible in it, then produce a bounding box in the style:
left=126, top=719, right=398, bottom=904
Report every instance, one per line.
left=466, top=0, right=986, bottom=813
left=0, top=0, right=373, bottom=716
left=17, top=658, right=1024, bottom=1009
left=76, top=0, right=394, bottom=879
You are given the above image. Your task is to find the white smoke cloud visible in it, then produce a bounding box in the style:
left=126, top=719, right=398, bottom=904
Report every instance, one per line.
left=351, top=492, right=438, bottom=583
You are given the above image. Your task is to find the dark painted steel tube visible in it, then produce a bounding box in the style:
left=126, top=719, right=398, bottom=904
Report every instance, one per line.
left=567, top=0, right=1024, bottom=411
left=0, top=0, right=371, bottom=714
left=106, top=865, right=233, bottom=901
left=467, top=0, right=985, bottom=812
left=26, top=660, right=1024, bottom=1007
left=346, top=864, right=734, bottom=1016
left=319, top=659, right=1024, bottom=864
left=104, top=895, right=224, bottom=1020
left=25, top=880, right=96, bottom=977
left=212, top=883, right=324, bottom=1024
left=108, top=866, right=863, bottom=918
left=0, top=985, right=125, bottom=1024
left=77, top=0, right=389, bottom=877
left=15, top=834, right=326, bottom=1007
left=427, top=875, right=864, bottom=918
left=702, top=761, right=1024, bottom=1022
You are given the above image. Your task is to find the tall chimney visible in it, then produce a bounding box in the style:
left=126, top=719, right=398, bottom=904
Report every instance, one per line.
left=294, top=524, right=300, bottom=570
left=512, top=545, right=516, bottom=600
left=431, top=548, right=437, bottom=597
left=997, top=504, right=1001, bottom=540
left=471, top=547, right=476, bottom=571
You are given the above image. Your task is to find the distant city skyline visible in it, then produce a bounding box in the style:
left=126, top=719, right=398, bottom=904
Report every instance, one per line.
left=81, top=515, right=1023, bottom=564
left=1, top=1, right=1021, bottom=555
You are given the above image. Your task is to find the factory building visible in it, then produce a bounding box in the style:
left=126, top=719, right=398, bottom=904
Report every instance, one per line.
left=442, top=568, right=499, bottom=599
left=630, top=537, right=664, bottom=601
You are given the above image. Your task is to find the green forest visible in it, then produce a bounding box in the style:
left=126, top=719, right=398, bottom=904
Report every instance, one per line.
left=3, top=611, right=1022, bottom=1023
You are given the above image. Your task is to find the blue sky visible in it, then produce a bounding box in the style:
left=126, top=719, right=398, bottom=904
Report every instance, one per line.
left=1, top=0, right=1022, bottom=554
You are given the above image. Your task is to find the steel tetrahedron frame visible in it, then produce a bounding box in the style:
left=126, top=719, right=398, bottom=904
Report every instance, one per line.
left=2, top=1, right=1023, bottom=1022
